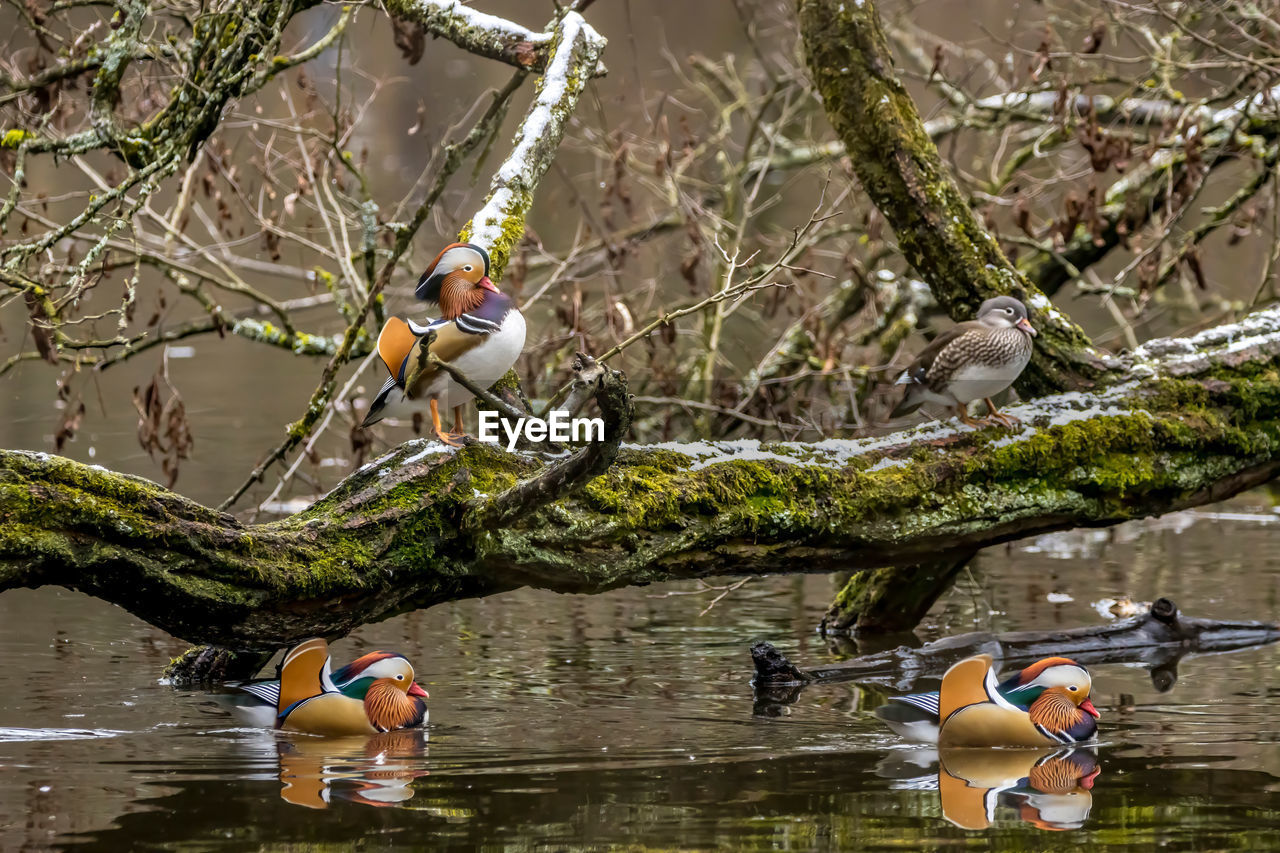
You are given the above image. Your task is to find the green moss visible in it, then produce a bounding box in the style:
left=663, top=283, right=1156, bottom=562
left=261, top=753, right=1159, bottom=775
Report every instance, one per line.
left=1, top=129, right=28, bottom=148
left=458, top=184, right=535, bottom=282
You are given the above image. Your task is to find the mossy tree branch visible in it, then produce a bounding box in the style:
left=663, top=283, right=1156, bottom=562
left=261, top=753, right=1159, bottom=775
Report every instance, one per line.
left=4, top=306, right=1280, bottom=654
left=796, top=0, right=1113, bottom=395
left=458, top=11, right=608, bottom=279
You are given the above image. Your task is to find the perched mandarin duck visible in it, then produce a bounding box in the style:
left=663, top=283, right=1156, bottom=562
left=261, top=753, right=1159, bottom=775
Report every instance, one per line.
left=891, top=295, right=1036, bottom=428
left=237, top=638, right=429, bottom=737
left=939, top=747, right=1099, bottom=831
left=362, top=242, right=526, bottom=445
left=875, top=655, right=1100, bottom=747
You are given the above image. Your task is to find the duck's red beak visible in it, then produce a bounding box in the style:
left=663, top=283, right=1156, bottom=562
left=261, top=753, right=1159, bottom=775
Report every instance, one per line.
left=1080, top=698, right=1100, bottom=718
left=408, top=682, right=429, bottom=698
left=478, top=276, right=499, bottom=293
left=1017, top=316, right=1037, bottom=336
left=1079, top=767, right=1101, bottom=790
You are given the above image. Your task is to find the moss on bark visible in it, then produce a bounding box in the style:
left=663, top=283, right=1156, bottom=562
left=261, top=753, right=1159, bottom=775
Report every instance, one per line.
left=4, top=310, right=1280, bottom=653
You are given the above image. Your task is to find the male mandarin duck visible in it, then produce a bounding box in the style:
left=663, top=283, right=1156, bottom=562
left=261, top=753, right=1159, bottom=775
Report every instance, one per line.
left=237, top=638, right=429, bottom=737
left=361, top=242, right=526, bottom=445
left=939, top=747, right=1099, bottom=831
left=875, top=655, right=1100, bottom=747
left=891, top=295, right=1036, bottom=428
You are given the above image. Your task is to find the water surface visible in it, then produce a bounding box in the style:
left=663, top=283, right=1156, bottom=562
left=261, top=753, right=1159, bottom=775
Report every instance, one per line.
left=2, top=501, right=1278, bottom=850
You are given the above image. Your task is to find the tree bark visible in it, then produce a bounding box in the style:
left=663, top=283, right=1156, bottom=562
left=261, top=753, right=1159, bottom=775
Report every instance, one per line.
left=819, top=555, right=972, bottom=635
left=4, top=307, right=1280, bottom=653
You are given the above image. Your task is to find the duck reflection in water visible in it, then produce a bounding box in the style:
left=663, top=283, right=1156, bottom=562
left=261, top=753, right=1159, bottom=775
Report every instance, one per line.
left=877, top=746, right=1099, bottom=830
left=275, top=728, right=430, bottom=809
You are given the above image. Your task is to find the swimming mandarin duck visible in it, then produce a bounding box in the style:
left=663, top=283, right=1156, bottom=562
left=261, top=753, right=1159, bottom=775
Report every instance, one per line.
left=238, top=638, right=429, bottom=737
left=875, top=655, right=1100, bottom=747
left=891, top=295, right=1036, bottom=428
left=362, top=242, right=526, bottom=445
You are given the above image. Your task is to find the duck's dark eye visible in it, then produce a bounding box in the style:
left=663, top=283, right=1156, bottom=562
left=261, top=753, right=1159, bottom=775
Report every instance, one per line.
left=396, top=674, right=404, bottom=680
left=463, top=265, right=474, bottom=272
left=1068, top=685, right=1078, bottom=691
left=1005, top=307, right=1014, bottom=314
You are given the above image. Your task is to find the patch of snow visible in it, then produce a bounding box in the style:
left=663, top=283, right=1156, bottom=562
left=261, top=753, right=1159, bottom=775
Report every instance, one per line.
left=865, top=456, right=908, bottom=472
left=408, top=0, right=551, bottom=45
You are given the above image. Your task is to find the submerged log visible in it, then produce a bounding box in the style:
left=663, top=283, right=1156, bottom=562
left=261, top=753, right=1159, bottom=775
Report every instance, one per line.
left=751, top=598, right=1280, bottom=701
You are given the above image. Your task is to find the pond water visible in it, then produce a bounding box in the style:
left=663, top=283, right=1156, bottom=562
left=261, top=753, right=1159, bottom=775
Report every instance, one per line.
left=2, top=499, right=1278, bottom=851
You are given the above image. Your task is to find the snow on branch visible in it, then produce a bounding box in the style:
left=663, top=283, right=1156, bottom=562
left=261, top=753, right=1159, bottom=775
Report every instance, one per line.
left=460, top=11, right=607, bottom=277
left=631, top=304, right=1280, bottom=474
left=384, top=0, right=606, bottom=77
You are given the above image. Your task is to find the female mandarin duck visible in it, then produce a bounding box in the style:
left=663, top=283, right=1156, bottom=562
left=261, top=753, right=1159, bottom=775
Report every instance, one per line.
left=891, top=295, right=1036, bottom=428
left=237, top=638, right=429, bottom=737
left=876, top=655, right=1100, bottom=747
left=361, top=242, right=526, bottom=445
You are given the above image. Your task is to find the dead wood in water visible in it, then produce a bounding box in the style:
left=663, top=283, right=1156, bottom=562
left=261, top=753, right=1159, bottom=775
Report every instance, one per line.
left=751, top=598, right=1280, bottom=708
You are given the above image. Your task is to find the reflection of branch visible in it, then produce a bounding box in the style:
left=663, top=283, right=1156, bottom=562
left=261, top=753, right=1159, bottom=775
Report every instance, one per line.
left=752, top=599, right=1280, bottom=696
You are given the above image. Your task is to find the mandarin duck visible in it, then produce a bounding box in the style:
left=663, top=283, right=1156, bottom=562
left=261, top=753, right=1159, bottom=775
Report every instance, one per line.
left=875, top=655, right=1100, bottom=747
left=891, top=295, right=1036, bottom=428
left=362, top=242, right=526, bottom=445
left=237, top=638, right=429, bottom=737
left=938, top=747, right=1099, bottom=831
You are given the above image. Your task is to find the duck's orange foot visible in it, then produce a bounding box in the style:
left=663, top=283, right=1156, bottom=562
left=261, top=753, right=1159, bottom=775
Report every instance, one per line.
left=988, top=412, right=1021, bottom=429
left=432, top=429, right=468, bottom=448
left=981, top=398, right=1021, bottom=429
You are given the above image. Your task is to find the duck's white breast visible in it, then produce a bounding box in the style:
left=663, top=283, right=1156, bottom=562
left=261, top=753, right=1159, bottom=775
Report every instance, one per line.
left=439, top=311, right=527, bottom=407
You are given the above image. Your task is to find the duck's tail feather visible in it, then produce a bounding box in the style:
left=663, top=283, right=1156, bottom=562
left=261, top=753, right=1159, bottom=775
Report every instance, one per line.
left=361, top=376, right=401, bottom=427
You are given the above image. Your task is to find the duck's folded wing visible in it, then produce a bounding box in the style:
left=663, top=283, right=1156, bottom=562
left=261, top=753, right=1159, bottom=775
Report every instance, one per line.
left=277, top=638, right=335, bottom=718
left=403, top=323, right=485, bottom=397
left=938, top=654, right=996, bottom=724
left=889, top=692, right=940, bottom=718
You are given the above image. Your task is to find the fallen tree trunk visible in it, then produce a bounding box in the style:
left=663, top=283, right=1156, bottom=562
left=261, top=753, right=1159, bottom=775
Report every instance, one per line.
left=3, top=307, right=1280, bottom=666
left=751, top=598, right=1280, bottom=707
